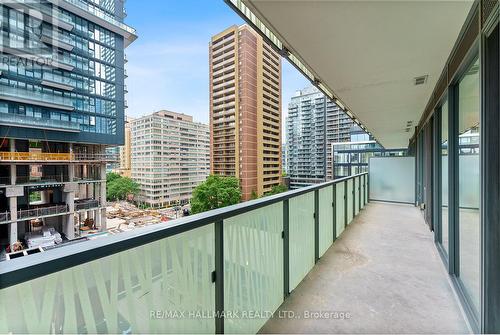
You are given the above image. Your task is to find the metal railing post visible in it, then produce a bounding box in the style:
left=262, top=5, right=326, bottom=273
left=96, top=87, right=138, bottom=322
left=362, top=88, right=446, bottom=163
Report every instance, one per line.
left=344, top=180, right=348, bottom=228
left=215, top=220, right=224, bottom=334
left=283, top=199, right=289, bottom=298
left=353, top=177, right=356, bottom=213
left=333, top=184, right=337, bottom=242
left=314, top=190, right=319, bottom=263
left=359, top=177, right=362, bottom=210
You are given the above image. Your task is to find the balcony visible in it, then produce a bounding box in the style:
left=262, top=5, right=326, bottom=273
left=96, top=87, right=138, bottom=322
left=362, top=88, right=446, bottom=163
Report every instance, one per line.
left=0, top=113, right=80, bottom=133
left=3, top=0, right=74, bottom=31
left=41, top=72, right=76, bottom=91
left=260, top=201, right=467, bottom=334
left=0, top=173, right=467, bottom=333
left=40, top=30, right=75, bottom=52
left=0, top=86, right=75, bottom=111
left=49, top=0, right=137, bottom=46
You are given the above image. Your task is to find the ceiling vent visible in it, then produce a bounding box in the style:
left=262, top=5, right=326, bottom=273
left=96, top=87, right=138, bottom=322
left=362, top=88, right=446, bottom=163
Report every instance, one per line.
left=414, top=75, right=428, bottom=86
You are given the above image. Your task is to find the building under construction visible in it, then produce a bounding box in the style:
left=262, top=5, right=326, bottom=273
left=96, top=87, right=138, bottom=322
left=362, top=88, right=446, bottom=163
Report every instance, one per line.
left=0, top=0, right=137, bottom=253
left=0, top=141, right=118, bottom=252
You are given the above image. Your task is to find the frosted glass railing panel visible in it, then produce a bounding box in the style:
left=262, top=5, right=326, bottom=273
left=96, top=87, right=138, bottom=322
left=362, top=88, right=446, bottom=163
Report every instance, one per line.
left=319, top=186, right=334, bottom=257
left=354, top=177, right=360, bottom=215
left=362, top=175, right=367, bottom=208
left=361, top=175, right=367, bottom=208
left=0, top=225, right=215, bottom=334
left=289, top=192, right=315, bottom=290
left=224, top=203, right=283, bottom=334
left=347, top=179, right=354, bottom=224
left=365, top=174, right=369, bottom=205
left=336, top=183, right=345, bottom=237
left=369, top=157, right=415, bottom=203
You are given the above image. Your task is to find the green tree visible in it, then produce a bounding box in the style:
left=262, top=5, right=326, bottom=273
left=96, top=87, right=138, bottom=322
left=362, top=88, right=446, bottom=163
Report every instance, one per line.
left=250, top=190, right=259, bottom=200
left=107, top=174, right=139, bottom=201
left=106, top=172, right=121, bottom=184
left=265, top=184, right=288, bottom=196
left=191, top=175, right=241, bottom=214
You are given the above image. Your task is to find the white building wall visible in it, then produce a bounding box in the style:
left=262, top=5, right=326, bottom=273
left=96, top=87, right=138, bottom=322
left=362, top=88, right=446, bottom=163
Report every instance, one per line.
left=131, top=111, right=210, bottom=207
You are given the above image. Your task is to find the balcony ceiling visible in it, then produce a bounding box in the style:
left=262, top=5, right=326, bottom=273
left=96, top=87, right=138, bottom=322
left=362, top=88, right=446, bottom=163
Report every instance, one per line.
left=241, top=0, right=474, bottom=148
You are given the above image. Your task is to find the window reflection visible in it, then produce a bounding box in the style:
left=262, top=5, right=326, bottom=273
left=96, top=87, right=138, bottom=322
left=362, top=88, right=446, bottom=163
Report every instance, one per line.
left=441, top=99, right=449, bottom=254
left=457, top=58, right=480, bottom=316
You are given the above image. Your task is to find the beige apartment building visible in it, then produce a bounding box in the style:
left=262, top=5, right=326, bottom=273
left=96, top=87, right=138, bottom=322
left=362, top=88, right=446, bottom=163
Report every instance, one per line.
left=209, top=24, right=282, bottom=200
left=131, top=111, right=210, bottom=208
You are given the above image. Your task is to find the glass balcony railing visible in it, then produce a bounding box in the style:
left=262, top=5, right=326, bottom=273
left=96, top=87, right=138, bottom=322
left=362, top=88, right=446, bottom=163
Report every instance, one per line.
left=0, top=85, right=75, bottom=109
left=41, top=29, right=75, bottom=47
left=0, top=113, right=80, bottom=131
left=61, top=0, right=137, bottom=35
left=0, top=173, right=368, bottom=334
left=51, top=54, right=77, bottom=68
left=11, top=0, right=73, bottom=25
left=42, top=71, right=76, bottom=88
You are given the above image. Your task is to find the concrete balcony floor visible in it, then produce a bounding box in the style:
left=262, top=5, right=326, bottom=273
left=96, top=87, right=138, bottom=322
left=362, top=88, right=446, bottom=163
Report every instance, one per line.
left=260, top=202, right=469, bottom=334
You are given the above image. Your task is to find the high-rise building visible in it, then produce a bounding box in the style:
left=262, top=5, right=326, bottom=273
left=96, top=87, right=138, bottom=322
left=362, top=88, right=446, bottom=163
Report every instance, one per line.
left=0, top=0, right=136, bottom=250
left=332, top=125, right=406, bottom=178
left=209, top=24, right=282, bottom=200
left=131, top=110, right=210, bottom=208
left=286, top=86, right=354, bottom=189
left=112, top=116, right=134, bottom=177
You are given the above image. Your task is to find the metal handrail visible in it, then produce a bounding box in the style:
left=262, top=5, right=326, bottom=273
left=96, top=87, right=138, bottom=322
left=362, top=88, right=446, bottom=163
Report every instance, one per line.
left=0, top=152, right=71, bottom=161
left=0, top=173, right=368, bottom=289
left=17, top=204, right=69, bottom=220
left=16, top=175, right=68, bottom=184
left=0, top=212, right=11, bottom=223
left=75, top=200, right=100, bottom=211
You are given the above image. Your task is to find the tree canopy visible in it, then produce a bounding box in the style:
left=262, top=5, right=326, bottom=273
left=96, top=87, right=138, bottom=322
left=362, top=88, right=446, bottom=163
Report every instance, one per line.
left=264, top=184, right=288, bottom=196
left=191, top=175, right=241, bottom=214
left=106, top=172, right=122, bottom=184
left=106, top=173, right=139, bottom=201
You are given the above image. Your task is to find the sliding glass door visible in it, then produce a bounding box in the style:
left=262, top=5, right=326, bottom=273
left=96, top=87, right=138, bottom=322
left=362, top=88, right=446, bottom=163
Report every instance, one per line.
left=440, top=99, right=449, bottom=256
left=456, top=57, right=480, bottom=317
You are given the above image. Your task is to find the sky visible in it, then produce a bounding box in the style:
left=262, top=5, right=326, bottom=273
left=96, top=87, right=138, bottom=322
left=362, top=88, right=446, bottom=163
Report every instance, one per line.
left=124, top=0, right=309, bottom=128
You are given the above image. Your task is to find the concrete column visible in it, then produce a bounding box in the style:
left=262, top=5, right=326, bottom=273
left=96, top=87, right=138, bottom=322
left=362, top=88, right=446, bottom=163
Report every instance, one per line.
left=41, top=190, right=50, bottom=204
left=68, top=143, right=75, bottom=182
left=8, top=139, right=18, bottom=246
left=100, top=164, right=106, bottom=205
left=9, top=139, right=15, bottom=185
left=8, top=196, right=17, bottom=246
left=95, top=208, right=101, bottom=230
left=99, top=163, right=107, bottom=231
left=100, top=208, right=106, bottom=231
left=63, top=191, right=75, bottom=239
